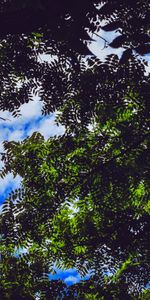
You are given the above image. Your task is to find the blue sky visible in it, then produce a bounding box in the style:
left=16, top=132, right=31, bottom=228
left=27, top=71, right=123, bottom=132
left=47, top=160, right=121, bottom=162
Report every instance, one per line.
left=0, top=29, right=150, bottom=285
left=49, top=268, right=92, bottom=286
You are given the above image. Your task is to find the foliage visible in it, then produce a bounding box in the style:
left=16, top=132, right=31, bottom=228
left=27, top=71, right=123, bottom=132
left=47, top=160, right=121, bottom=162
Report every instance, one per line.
left=0, top=1, right=150, bottom=299
left=0, top=0, right=149, bottom=113
left=1, top=75, right=149, bottom=296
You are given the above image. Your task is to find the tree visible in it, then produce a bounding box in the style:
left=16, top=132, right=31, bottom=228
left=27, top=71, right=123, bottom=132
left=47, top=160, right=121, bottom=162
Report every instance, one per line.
left=0, top=1, right=150, bottom=299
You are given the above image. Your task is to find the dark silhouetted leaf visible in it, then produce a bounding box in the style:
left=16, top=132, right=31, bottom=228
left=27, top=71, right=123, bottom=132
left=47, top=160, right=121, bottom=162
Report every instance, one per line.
left=101, top=21, right=121, bottom=32
left=109, top=35, right=126, bottom=48
left=119, top=49, right=133, bottom=64
left=135, top=44, right=150, bottom=55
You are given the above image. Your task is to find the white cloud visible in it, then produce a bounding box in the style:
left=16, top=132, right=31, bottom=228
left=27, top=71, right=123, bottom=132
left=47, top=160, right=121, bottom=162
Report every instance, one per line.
left=8, top=130, right=24, bottom=142
left=28, top=116, right=64, bottom=139
left=0, top=173, right=22, bottom=204
left=0, top=98, right=64, bottom=142
left=19, top=97, right=43, bottom=120
left=64, top=275, right=80, bottom=285
left=0, top=95, right=42, bottom=122
left=64, top=271, right=92, bottom=285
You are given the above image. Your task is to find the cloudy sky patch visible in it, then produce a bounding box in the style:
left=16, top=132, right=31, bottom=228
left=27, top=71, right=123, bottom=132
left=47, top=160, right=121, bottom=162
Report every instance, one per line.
left=0, top=97, right=64, bottom=206
left=49, top=268, right=91, bottom=286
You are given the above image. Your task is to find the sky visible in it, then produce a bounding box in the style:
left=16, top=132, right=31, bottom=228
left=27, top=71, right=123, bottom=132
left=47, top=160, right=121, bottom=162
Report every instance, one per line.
left=49, top=268, right=92, bottom=286
left=0, top=28, right=150, bottom=285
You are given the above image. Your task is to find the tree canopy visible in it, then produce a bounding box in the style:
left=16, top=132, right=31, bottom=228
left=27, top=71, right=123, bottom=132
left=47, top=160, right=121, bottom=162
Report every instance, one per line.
left=0, top=0, right=150, bottom=299
left=0, top=0, right=149, bottom=113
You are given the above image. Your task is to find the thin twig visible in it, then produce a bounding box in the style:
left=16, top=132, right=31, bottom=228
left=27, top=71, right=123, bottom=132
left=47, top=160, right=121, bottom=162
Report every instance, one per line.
left=0, top=117, right=11, bottom=121
left=93, top=32, right=108, bottom=49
